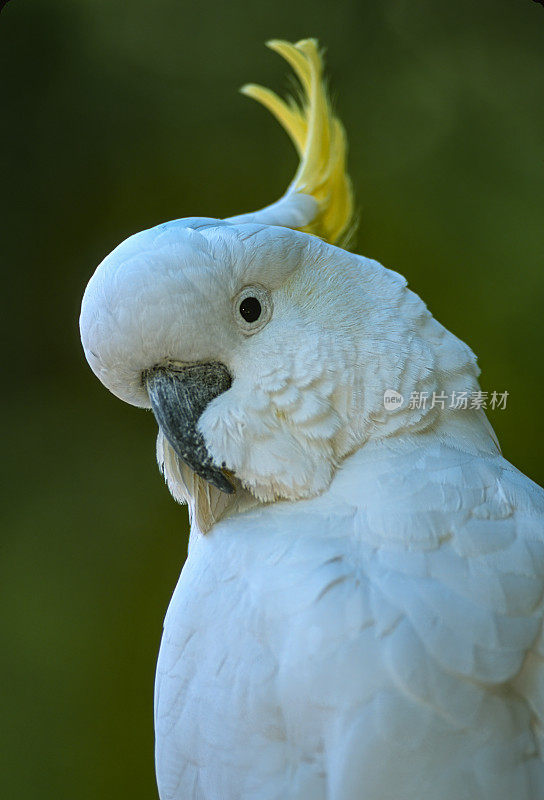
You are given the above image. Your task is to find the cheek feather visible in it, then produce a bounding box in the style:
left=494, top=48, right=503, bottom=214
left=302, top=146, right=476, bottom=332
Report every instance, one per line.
left=197, top=334, right=349, bottom=503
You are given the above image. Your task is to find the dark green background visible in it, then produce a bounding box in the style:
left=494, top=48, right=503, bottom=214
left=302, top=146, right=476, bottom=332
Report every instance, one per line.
left=2, top=1, right=543, bottom=797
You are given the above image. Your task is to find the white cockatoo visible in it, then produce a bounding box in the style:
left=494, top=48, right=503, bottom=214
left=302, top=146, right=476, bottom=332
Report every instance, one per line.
left=80, top=39, right=544, bottom=800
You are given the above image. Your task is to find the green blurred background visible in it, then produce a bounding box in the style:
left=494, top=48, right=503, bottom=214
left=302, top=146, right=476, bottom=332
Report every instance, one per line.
left=1, top=0, right=543, bottom=797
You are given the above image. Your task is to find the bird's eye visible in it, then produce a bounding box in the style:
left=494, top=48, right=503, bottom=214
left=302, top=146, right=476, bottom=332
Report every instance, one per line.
left=232, top=285, right=272, bottom=335
left=239, top=296, right=261, bottom=323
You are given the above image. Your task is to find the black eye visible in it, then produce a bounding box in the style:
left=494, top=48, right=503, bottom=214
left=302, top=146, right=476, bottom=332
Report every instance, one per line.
left=233, top=285, right=272, bottom=334
left=239, top=296, right=262, bottom=323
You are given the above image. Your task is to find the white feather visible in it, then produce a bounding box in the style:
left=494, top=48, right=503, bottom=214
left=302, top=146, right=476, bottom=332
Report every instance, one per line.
left=154, top=433, right=544, bottom=799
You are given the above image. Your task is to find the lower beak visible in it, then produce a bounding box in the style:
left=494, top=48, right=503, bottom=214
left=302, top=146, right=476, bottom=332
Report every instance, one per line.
left=145, top=362, right=235, bottom=494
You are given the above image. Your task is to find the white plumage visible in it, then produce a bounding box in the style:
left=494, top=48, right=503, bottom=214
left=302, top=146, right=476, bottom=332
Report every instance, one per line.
left=80, top=40, right=544, bottom=799
left=155, top=439, right=544, bottom=799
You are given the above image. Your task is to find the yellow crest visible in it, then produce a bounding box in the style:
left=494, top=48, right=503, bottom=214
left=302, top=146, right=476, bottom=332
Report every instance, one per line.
left=241, top=39, right=355, bottom=247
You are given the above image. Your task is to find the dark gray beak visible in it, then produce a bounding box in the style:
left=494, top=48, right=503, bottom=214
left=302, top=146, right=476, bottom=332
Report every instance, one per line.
left=145, top=362, right=235, bottom=494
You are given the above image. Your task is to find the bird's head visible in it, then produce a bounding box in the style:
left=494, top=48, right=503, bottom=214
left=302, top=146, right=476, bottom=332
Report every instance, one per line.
left=80, top=40, right=486, bottom=531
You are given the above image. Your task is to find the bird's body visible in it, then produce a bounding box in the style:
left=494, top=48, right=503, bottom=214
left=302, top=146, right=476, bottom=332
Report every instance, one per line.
left=155, top=427, right=544, bottom=800
left=80, top=39, right=544, bottom=799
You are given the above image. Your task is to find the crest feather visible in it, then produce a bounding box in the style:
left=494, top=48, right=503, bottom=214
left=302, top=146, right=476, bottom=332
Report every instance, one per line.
left=237, top=39, right=355, bottom=247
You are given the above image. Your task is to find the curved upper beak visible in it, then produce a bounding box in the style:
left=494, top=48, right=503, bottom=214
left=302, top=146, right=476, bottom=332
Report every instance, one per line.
left=145, top=362, right=235, bottom=494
